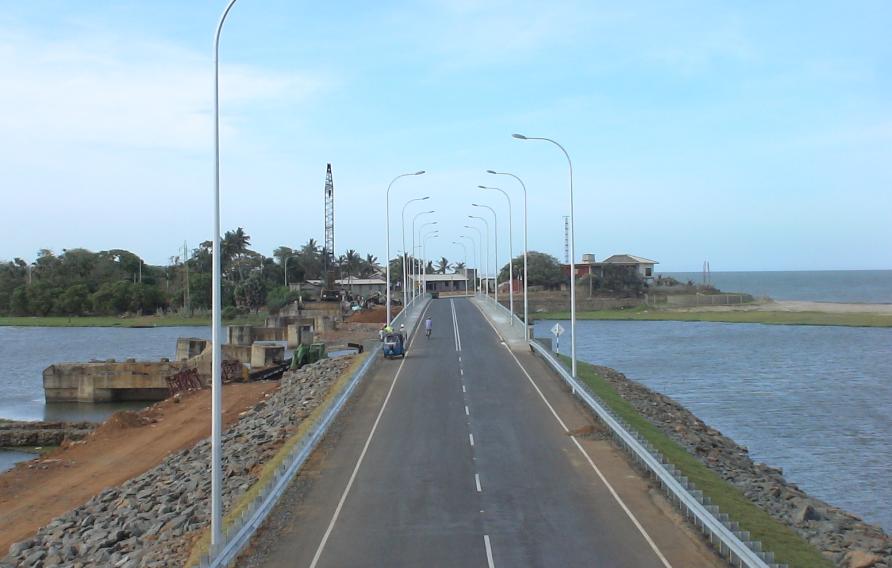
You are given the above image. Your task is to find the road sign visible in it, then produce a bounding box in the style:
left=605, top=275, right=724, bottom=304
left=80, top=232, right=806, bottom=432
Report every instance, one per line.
left=551, top=323, right=565, bottom=337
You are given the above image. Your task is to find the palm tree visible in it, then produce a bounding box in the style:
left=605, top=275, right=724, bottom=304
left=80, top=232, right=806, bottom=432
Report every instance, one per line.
left=454, top=261, right=466, bottom=272
left=222, top=227, right=251, bottom=281
left=361, top=254, right=380, bottom=277
left=436, top=257, right=450, bottom=274
left=299, top=239, right=322, bottom=279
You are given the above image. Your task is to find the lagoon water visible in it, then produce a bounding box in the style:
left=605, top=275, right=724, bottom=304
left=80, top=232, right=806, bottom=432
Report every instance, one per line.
left=534, top=319, right=892, bottom=532
left=0, top=326, right=209, bottom=423
left=663, top=269, right=892, bottom=303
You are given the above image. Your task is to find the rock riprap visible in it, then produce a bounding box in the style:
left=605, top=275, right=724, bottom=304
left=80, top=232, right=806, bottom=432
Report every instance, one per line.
left=2, top=356, right=354, bottom=568
left=0, top=422, right=94, bottom=448
left=585, top=364, right=891, bottom=568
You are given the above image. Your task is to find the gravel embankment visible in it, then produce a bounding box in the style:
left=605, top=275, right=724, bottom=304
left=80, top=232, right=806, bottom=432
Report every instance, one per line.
left=2, top=356, right=355, bottom=568
left=588, top=364, right=891, bottom=568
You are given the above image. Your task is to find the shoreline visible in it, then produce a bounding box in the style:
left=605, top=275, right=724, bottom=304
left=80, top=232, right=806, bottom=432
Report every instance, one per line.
left=534, top=300, right=892, bottom=327
left=0, top=314, right=267, bottom=328
left=565, top=356, right=891, bottom=567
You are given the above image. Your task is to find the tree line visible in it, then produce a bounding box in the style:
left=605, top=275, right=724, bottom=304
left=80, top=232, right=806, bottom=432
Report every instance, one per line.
left=0, top=229, right=382, bottom=318
left=0, top=229, right=641, bottom=318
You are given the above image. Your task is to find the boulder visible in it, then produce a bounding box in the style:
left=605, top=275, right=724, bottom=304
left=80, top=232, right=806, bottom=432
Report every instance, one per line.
left=843, top=550, right=883, bottom=568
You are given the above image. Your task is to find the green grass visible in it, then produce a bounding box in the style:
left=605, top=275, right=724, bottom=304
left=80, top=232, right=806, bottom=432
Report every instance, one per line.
left=561, top=355, right=832, bottom=568
left=0, top=313, right=268, bottom=328
left=536, top=306, right=892, bottom=327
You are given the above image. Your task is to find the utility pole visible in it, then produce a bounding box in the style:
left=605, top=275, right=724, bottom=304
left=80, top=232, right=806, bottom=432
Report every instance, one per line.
left=183, top=241, right=191, bottom=315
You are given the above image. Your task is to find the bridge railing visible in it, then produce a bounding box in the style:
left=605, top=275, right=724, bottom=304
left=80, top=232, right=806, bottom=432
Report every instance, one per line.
left=197, top=298, right=428, bottom=568
left=528, top=341, right=784, bottom=568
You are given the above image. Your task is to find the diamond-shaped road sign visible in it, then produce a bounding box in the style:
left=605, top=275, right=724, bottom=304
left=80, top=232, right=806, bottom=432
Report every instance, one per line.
left=551, top=323, right=565, bottom=337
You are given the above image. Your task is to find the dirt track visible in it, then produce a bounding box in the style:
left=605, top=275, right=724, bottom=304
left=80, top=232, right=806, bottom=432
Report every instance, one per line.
left=0, top=382, right=278, bottom=552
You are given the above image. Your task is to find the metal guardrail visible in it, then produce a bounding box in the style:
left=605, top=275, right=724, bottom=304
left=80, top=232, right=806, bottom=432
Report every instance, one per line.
left=198, top=299, right=427, bottom=568
left=528, top=341, right=783, bottom=568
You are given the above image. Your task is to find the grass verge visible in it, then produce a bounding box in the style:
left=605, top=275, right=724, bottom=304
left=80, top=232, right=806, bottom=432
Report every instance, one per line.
left=0, top=313, right=268, bottom=328
left=536, top=307, right=892, bottom=327
left=559, top=354, right=832, bottom=568
left=185, top=353, right=367, bottom=567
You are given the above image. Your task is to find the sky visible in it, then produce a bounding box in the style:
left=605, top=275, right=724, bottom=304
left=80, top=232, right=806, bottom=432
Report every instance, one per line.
left=2, top=1, right=890, bottom=272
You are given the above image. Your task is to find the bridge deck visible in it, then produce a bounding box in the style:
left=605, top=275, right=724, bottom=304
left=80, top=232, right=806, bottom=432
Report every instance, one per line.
left=241, top=297, right=722, bottom=568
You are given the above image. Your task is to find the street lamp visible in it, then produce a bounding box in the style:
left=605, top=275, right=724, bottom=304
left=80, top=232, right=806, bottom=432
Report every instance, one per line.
left=411, top=211, right=435, bottom=303
left=402, top=196, right=429, bottom=308
left=479, top=185, right=514, bottom=325
left=459, top=234, right=478, bottom=292
left=467, top=216, right=490, bottom=297
left=513, top=133, right=577, bottom=377
left=472, top=203, right=498, bottom=306
left=385, top=170, right=426, bottom=326
left=487, top=170, right=529, bottom=339
left=452, top=241, right=469, bottom=295
left=417, top=221, right=437, bottom=298
left=284, top=254, right=301, bottom=287
left=422, top=232, right=439, bottom=295
left=210, top=0, right=239, bottom=550
left=463, top=225, right=484, bottom=294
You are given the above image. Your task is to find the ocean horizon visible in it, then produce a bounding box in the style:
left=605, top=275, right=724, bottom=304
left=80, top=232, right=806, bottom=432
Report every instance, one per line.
left=660, top=269, right=892, bottom=304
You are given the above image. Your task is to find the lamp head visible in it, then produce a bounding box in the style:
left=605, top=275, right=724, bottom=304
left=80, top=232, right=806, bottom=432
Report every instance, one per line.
left=486, top=170, right=497, bottom=174
left=414, top=170, right=426, bottom=175
left=512, top=133, right=528, bottom=140
left=421, top=196, right=430, bottom=200
left=477, top=185, right=486, bottom=189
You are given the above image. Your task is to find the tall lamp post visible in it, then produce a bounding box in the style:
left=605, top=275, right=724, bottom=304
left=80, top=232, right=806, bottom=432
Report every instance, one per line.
left=284, top=254, right=301, bottom=287
left=467, top=217, right=490, bottom=297
left=487, top=170, right=529, bottom=339
left=422, top=232, right=438, bottom=295
left=411, top=211, right=435, bottom=303
left=479, top=185, right=514, bottom=325
left=210, top=0, right=240, bottom=550
left=417, top=221, right=437, bottom=297
left=452, top=241, right=469, bottom=295
left=513, top=133, right=576, bottom=377
left=463, top=225, right=485, bottom=295
left=402, top=196, right=430, bottom=308
left=385, top=171, right=425, bottom=327
left=459, top=234, right=478, bottom=292
left=472, top=203, right=498, bottom=306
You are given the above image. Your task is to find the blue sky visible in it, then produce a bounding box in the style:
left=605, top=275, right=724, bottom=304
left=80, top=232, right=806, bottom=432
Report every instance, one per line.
left=2, top=1, right=890, bottom=272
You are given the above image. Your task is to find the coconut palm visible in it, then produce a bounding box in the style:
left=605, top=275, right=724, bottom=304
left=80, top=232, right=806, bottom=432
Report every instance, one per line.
left=436, top=257, right=450, bottom=274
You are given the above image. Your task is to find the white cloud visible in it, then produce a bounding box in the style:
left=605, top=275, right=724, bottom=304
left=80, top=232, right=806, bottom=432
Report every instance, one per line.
left=0, top=27, right=331, bottom=153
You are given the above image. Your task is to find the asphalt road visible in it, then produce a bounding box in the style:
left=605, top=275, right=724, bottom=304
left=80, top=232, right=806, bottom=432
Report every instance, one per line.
left=242, top=297, right=720, bottom=568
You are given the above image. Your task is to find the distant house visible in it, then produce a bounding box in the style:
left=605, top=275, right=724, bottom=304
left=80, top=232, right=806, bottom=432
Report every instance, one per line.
left=409, top=271, right=472, bottom=293
left=562, top=253, right=658, bottom=281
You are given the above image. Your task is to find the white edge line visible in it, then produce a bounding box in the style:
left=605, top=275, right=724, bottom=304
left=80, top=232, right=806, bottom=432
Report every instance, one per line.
left=309, top=302, right=432, bottom=568
left=471, top=299, right=672, bottom=568
left=484, top=534, right=495, bottom=568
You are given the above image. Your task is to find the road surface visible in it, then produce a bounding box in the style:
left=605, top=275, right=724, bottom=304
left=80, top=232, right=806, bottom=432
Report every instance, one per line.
left=240, top=297, right=721, bottom=567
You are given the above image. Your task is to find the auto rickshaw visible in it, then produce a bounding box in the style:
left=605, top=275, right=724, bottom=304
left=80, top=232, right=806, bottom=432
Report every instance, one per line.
left=383, top=332, right=406, bottom=359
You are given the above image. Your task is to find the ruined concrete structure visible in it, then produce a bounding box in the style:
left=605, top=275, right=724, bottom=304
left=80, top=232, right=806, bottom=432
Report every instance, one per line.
left=42, top=314, right=331, bottom=403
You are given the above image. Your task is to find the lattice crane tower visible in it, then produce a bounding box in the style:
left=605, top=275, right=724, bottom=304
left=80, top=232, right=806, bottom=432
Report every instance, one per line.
left=324, top=163, right=335, bottom=271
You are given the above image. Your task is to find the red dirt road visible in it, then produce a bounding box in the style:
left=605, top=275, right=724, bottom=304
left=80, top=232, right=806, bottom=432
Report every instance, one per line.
left=0, top=382, right=278, bottom=552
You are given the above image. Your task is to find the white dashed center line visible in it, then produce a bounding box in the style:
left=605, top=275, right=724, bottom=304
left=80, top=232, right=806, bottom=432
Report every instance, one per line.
left=475, top=473, right=482, bottom=492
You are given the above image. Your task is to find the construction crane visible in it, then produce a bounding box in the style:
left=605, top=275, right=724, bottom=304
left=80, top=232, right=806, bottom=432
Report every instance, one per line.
left=320, top=164, right=342, bottom=301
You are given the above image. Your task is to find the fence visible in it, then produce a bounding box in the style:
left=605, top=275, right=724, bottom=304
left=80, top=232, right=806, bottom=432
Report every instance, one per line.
left=476, top=293, right=783, bottom=568
left=196, top=296, right=428, bottom=568
left=646, top=293, right=754, bottom=307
